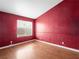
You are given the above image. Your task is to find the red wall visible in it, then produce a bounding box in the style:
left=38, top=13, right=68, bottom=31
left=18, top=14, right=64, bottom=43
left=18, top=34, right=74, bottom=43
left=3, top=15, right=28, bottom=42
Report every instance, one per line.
left=35, top=0, right=79, bottom=49
left=0, top=12, right=34, bottom=47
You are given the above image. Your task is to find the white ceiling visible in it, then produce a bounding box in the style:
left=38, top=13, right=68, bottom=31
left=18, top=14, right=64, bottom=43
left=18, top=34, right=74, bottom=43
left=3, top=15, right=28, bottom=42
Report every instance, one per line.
left=0, top=0, right=63, bottom=19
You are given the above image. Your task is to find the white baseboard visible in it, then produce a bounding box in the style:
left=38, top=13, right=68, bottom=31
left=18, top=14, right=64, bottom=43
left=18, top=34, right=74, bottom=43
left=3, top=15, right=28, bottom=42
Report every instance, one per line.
left=0, top=40, right=34, bottom=50
left=36, top=40, right=79, bottom=53
left=0, top=39, right=79, bottom=53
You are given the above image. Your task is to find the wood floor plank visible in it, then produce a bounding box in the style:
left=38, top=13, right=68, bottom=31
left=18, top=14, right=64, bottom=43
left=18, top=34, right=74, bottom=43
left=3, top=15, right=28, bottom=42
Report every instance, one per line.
left=0, top=41, right=79, bottom=59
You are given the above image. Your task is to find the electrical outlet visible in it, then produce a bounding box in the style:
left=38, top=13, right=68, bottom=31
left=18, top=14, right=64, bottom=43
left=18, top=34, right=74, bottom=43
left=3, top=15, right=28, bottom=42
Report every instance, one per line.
left=10, top=41, right=13, bottom=45
left=62, top=42, right=64, bottom=45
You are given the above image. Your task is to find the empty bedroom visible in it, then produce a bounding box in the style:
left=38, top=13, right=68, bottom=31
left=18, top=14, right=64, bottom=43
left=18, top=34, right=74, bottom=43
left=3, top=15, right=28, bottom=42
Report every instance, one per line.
left=0, top=0, right=79, bottom=59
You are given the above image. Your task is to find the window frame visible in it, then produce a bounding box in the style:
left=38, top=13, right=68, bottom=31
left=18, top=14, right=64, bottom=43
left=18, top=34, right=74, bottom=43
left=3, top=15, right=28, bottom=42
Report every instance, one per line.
left=17, top=20, right=33, bottom=37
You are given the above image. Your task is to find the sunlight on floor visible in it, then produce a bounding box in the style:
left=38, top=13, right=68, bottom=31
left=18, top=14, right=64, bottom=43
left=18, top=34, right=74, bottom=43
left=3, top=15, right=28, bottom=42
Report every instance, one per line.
left=16, top=44, right=35, bottom=59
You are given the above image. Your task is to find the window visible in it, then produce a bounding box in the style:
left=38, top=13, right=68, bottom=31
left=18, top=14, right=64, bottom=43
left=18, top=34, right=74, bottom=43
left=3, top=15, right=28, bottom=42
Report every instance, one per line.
left=17, top=20, right=32, bottom=37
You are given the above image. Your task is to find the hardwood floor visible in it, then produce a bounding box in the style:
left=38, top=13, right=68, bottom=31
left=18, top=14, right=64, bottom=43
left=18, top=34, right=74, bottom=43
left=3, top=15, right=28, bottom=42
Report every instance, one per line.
left=0, top=41, right=79, bottom=59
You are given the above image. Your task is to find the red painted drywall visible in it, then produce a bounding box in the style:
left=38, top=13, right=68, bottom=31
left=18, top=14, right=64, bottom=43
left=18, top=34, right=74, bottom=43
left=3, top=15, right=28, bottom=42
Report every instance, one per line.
left=0, top=11, right=35, bottom=47
left=35, top=0, right=79, bottom=49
